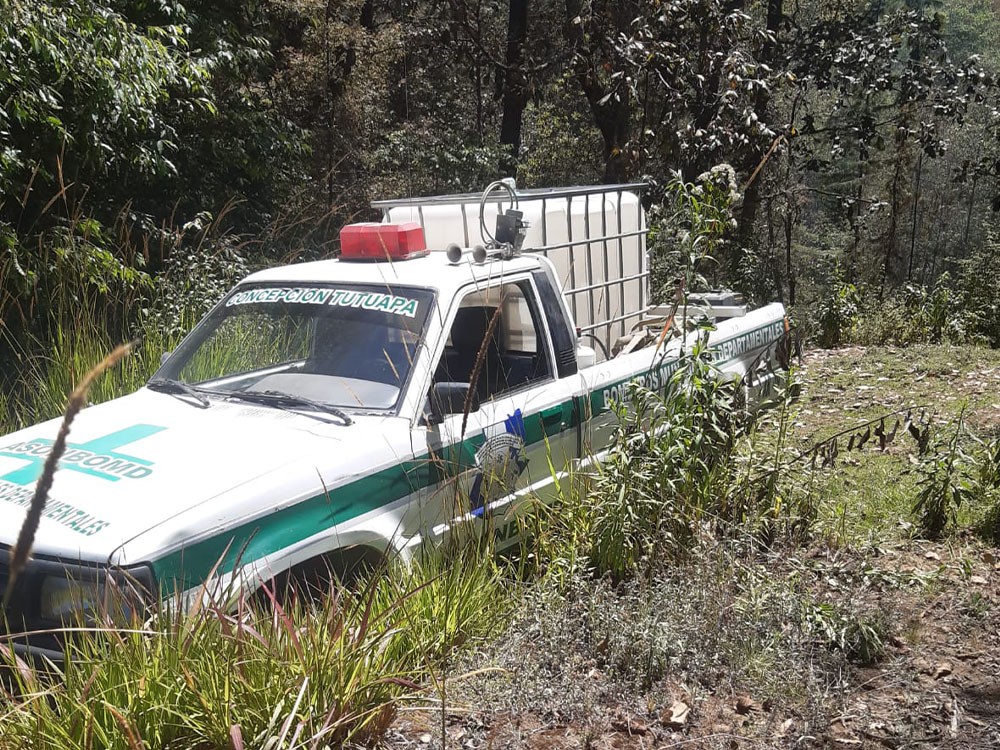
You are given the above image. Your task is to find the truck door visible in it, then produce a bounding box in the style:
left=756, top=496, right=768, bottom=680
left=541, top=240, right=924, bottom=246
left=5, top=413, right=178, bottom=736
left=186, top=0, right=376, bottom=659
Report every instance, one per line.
left=417, top=276, right=582, bottom=546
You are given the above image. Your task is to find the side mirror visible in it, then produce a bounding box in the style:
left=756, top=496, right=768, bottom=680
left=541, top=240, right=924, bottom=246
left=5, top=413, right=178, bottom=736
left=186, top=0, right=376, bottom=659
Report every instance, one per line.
left=428, top=382, right=479, bottom=424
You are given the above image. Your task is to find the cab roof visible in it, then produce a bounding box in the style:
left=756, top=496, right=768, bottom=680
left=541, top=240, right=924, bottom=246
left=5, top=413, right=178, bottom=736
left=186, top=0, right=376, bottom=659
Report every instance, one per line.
left=242, top=250, right=547, bottom=299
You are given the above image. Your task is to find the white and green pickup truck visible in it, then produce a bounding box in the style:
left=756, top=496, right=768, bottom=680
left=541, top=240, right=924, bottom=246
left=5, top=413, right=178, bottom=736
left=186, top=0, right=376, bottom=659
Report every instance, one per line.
left=0, top=182, right=788, bottom=658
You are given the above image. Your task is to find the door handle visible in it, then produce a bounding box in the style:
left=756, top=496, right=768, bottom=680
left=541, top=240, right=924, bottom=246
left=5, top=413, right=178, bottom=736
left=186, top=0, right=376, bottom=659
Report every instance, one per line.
left=540, top=406, right=565, bottom=429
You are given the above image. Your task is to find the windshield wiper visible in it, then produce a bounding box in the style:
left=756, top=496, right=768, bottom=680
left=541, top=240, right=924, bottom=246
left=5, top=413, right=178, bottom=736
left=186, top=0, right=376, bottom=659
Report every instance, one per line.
left=146, top=378, right=212, bottom=408
left=225, top=390, right=353, bottom=426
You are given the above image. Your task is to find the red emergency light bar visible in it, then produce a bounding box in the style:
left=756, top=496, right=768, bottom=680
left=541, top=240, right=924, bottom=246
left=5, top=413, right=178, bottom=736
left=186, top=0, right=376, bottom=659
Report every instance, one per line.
left=339, top=222, right=429, bottom=261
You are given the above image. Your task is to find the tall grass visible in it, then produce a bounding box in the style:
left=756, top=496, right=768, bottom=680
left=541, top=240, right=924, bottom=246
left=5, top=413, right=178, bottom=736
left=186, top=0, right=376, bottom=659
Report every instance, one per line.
left=0, top=180, right=254, bottom=434
left=0, top=551, right=517, bottom=749
left=0, top=323, right=184, bottom=433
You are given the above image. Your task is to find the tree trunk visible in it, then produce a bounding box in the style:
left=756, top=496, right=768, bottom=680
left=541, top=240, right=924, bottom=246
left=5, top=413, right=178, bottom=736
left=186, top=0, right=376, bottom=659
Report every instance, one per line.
left=880, top=134, right=907, bottom=299
left=736, top=0, right=782, bottom=251
left=499, top=0, right=529, bottom=176
left=784, top=206, right=795, bottom=306
left=907, top=149, right=923, bottom=281
left=564, top=0, right=632, bottom=182
left=847, top=158, right=865, bottom=282
left=963, top=170, right=979, bottom=249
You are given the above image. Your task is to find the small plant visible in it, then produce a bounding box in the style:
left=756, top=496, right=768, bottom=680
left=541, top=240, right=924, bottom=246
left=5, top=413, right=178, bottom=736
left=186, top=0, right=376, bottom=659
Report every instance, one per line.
left=802, top=600, right=888, bottom=666
left=727, top=366, right=817, bottom=545
left=913, top=410, right=974, bottom=539
left=962, top=590, right=991, bottom=619
left=584, top=337, right=744, bottom=579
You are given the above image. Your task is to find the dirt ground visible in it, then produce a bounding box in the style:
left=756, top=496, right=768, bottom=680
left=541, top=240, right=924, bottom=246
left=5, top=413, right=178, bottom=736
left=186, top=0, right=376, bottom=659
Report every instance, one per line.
left=389, top=542, right=998, bottom=748
left=387, top=346, right=1000, bottom=749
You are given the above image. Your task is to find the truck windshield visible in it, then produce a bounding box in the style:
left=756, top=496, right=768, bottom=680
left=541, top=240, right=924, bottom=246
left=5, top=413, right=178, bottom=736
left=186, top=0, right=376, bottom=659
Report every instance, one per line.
left=153, top=283, right=435, bottom=412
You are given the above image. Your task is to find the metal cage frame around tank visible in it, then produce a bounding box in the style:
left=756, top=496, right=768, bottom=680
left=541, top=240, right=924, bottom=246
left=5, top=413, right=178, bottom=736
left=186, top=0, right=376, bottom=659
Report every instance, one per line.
left=372, top=183, right=649, bottom=360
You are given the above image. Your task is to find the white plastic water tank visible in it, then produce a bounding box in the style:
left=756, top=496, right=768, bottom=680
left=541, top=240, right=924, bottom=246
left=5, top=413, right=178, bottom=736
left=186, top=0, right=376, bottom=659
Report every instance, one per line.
left=382, top=186, right=647, bottom=355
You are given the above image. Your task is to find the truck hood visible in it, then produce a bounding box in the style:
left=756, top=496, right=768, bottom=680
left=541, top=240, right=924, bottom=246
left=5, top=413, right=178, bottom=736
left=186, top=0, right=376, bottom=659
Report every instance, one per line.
left=0, top=389, right=383, bottom=562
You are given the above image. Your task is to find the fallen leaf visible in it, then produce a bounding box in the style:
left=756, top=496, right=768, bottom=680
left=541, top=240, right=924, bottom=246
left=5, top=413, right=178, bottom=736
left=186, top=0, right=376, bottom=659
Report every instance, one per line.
left=924, top=551, right=940, bottom=561
left=983, top=551, right=995, bottom=565
left=611, top=717, right=648, bottom=735
left=970, top=575, right=987, bottom=585
left=858, top=425, right=872, bottom=448
left=829, top=717, right=849, bottom=735
left=775, top=718, right=794, bottom=738
left=661, top=700, right=690, bottom=729
left=420, top=734, right=432, bottom=744
left=888, top=635, right=910, bottom=652
left=933, top=662, right=953, bottom=680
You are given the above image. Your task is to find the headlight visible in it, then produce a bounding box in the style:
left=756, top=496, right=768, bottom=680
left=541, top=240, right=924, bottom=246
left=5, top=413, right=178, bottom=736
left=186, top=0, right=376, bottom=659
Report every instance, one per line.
left=39, top=565, right=155, bottom=624
left=39, top=577, right=106, bottom=622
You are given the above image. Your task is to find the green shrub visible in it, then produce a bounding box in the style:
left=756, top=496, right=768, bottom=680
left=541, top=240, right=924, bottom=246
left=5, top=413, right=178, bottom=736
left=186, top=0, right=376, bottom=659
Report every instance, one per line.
left=519, top=340, right=808, bottom=583
left=815, top=278, right=860, bottom=347
left=816, top=275, right=972, bottom=348
left=648, top=165, right=738, bottom=303
left=141, top=228, right=251, bottom=339
left=855, top=276, right=968, bottom=346
left=970, top=436, right=1000, bottom=545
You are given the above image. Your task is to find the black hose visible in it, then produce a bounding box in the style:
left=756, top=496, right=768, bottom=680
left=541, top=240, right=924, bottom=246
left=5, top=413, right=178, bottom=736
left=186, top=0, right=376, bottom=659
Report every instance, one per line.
left=577, top=332, right=611, bottom=361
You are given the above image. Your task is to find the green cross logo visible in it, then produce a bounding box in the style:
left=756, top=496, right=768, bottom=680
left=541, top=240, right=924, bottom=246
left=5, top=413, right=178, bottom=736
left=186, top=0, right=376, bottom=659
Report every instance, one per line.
left=0, top=424, right=166, bottom=486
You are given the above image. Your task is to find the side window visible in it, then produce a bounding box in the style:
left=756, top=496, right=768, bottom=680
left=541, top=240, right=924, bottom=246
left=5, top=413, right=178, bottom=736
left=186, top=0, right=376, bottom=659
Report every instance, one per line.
left=434, top=280, right=552, bottom=404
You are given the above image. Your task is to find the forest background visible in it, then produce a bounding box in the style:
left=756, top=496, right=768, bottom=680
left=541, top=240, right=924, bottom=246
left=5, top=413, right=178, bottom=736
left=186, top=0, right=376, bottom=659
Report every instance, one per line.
left=3, top=0, right=1000, bottom=424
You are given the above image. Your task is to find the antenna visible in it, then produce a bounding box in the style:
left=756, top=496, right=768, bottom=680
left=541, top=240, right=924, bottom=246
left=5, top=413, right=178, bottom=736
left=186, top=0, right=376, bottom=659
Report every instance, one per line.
left=403, top=49, right=412, bottom=205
